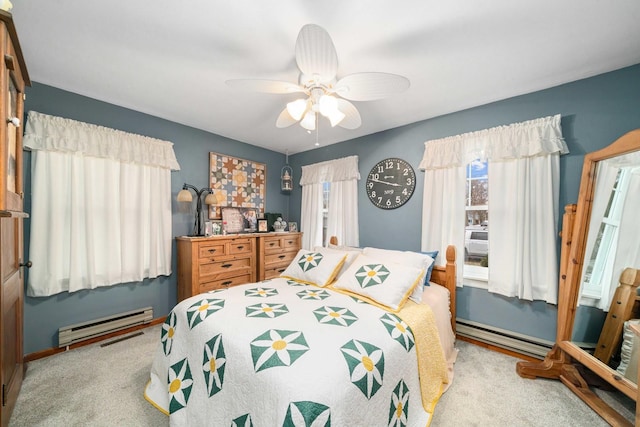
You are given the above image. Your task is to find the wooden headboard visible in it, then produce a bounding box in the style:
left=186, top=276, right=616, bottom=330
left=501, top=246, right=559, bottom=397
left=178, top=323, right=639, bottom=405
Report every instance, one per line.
left=430, top=245, right=457, bottom=334
left=328, top=237, right=457, bottom=334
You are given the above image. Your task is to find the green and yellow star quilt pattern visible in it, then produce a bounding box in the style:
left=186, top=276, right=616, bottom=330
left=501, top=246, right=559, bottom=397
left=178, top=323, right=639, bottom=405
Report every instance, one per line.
left=145, top=278, right=447, bottom=426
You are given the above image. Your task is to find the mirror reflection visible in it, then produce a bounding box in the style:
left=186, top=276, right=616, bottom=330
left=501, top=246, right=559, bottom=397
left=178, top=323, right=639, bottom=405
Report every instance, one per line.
left=573, top=150, right=640, bottom=384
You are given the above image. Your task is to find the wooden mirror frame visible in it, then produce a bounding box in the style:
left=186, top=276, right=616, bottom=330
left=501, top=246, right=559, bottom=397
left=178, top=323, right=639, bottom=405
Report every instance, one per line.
left=517, top=129, right=640, bottom=426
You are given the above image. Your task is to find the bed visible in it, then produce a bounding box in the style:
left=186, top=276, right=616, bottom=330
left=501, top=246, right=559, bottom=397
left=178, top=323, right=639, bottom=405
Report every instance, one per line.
left=145, top=241, right=457, bottom=426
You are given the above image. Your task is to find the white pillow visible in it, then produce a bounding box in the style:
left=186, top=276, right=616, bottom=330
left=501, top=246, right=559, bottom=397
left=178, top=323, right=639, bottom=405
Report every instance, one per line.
left=280, top=249, right=346, bottom=287
left=362, top=247, right=434, bottom=303
left=313, top=246, right=360, bottom=278
left=331, top=253, right=424, bottom=312
left=617, top=319, right=640, bottom=381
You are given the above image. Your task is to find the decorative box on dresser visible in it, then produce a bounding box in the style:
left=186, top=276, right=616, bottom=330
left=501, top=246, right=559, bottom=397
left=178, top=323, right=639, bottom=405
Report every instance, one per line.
left=176, top=235, right=256, bottom=301
left=176, top=232, right=302, bottom=301
left=0, top=10, right=30, bottom=427
left=257, top=232, right=302, bottom=280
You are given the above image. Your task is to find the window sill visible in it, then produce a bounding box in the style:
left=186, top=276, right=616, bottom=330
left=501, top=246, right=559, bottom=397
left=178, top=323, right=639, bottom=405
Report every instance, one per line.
left=463, top=265, right=488, bottom=289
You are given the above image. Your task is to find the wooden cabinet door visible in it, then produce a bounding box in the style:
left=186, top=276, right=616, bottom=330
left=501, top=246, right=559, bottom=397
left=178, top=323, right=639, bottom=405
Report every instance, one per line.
left=1, top=214, right=25, bottom=427
left=0, top=12, right=29, bottom=426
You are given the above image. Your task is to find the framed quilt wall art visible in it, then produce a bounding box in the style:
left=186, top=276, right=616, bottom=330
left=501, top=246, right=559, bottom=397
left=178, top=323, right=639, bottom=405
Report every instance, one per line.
left=208, top=152, right=266, bottom=219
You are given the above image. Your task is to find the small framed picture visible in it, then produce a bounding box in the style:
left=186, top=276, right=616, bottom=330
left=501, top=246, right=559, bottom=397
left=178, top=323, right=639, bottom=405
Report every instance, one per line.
left=288, top=222, right=298, bottom=232
left=258, top=219, right=268, bottom=233
left=204, top=221, right=214, bottom=237
left=221, top=207, right=259, bottom=233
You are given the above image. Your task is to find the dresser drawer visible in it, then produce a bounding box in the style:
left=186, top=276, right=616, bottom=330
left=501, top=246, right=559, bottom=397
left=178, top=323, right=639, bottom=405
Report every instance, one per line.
left=263, top=237, right=284, bottom=252
left=264, top=251, right=297, bottom=267
left=283, top=236, right=300, bottom=250
left=199, top=257, right=252, bottom=277
left=264, top=266, right=289, bottom=280
left=198, top=242, right=227, bottom=259
left=228, top=238, right=253, bottom=255
left=264, top=235, right=301, bottom=254
left=199, top=273, right=253, bottom=293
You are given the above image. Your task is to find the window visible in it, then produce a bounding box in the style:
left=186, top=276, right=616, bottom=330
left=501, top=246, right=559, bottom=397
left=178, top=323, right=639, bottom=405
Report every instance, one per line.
left=464, top=160, right=488, bottom=281
left=322, top=181, right=330, bottom=244
left=420, top=115, right=565, bottom=302
left=23, top=111, right=179, bottom=296
left=581, top=168, right=629, bottom=299
left=299, top=156, right=359, bottom=249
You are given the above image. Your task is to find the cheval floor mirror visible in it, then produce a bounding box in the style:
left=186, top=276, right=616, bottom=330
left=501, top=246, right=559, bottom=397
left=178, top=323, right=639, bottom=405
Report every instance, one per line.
left=517, top=129, right=640, bottom=426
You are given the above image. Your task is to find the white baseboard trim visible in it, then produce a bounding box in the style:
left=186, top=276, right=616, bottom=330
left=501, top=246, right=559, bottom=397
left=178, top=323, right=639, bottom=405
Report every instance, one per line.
left=456, top=319, right=554, bottom=358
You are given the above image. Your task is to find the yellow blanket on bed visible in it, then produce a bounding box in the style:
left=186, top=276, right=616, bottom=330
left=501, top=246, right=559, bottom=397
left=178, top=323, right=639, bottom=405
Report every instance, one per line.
left=398, top=300, right=449, bottom=412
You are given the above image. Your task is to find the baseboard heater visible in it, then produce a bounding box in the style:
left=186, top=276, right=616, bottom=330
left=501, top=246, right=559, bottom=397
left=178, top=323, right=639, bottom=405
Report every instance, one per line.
left=456, top=318, right=554, bottom=359
left=58, top=307, right=153, bottom=348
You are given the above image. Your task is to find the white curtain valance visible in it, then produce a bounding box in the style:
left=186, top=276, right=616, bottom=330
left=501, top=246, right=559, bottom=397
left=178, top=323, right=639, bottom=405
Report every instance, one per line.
left=23, top=111, right=181, bottom=170
left=299, top=155, right=360, bottom=185
left=419, top=114, right=568, bottom=170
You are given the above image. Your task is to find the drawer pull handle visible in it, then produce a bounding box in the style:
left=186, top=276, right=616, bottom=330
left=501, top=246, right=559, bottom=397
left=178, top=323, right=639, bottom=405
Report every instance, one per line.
left=269, top=242, right=276, bottom=246
left=208, top=249, right=217, bottom=253
left=278, top=255, right=286, bottom=259
left=222, top=281, right=232, bottom=287
left=237, top=245, right=244, bottom=249
left=278, top=269, right=286, bottom=273
left=287, top=241, right=293, bottom=244
left=221, top=263, right=233, bottom=268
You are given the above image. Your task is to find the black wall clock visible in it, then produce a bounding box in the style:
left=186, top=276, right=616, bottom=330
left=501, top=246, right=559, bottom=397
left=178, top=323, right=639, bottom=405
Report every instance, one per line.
left=366, top=158, right=416, bottom=209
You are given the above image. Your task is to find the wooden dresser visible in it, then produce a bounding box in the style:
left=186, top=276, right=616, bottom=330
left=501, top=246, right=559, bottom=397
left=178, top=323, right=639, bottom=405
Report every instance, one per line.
left=257, top=232, right=302, bottom=280
left=176, top=235, right=256, bottom=301
left=176, top=232, right=301, bottom=301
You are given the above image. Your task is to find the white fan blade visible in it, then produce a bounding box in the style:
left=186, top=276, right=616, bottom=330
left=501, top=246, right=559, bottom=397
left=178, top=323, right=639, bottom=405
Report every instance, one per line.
left=336, top=99, right=361, bottom=129
left=333, top=72, right=410, bottom=101
left=295, top=24, right=338, bottom=84
left=276, top=108, right=298, bottom=128
left=226, top=79, right=306, bottom=94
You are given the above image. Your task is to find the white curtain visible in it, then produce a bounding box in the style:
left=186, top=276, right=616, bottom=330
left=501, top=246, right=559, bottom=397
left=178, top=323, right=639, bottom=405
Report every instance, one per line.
left=421, top=167, right=466, bottom=286
left=23, top=111, right=180, bottom=296
left=488, top=154, right=561, bottom=303
left=420, top=114, right=568, bottom=302
left=609, top=170, right=640, bottom=303
left=299, top=156, right=360, bottom=249
left=326, top=179, right=359, bottom=248
left=300, top=182, right=324, bottom=250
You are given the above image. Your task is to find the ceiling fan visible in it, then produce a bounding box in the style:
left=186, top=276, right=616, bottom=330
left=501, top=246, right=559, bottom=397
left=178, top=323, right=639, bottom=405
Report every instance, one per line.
left=226, top=24, right=410, bottom=131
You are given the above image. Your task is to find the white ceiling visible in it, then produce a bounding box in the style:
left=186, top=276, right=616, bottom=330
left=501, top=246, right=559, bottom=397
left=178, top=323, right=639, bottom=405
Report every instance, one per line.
left=10, top=1, right=640, bottom=154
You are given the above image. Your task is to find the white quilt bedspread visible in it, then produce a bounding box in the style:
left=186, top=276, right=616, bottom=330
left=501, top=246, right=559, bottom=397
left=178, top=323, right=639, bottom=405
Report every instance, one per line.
left=145, top=278, right=447, bottom=426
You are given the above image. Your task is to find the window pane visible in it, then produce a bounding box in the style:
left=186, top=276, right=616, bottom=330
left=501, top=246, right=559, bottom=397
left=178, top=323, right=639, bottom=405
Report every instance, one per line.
left=469, top=179, right=488, bottom=206
left=322, top=182, right=330, bottom=244
left=465, top=159, right=489, bottom=270
left=469, top=159, right=488, bottom=179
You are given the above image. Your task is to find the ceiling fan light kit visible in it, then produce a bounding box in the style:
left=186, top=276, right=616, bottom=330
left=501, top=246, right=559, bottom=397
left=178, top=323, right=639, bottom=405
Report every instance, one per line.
left=227, top=24, right=410, bottom=138
left=286, top=99, right=308, bottom=121
left=300, top=110, right=316, bottom=131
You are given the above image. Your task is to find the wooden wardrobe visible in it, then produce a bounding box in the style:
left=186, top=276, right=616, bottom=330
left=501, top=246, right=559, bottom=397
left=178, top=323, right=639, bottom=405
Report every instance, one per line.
left=0, top=10, right=30, bottom=427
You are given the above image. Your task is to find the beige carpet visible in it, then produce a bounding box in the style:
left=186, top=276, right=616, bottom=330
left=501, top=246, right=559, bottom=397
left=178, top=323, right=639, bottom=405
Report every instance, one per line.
left=9, top=324, right=634, bottom=426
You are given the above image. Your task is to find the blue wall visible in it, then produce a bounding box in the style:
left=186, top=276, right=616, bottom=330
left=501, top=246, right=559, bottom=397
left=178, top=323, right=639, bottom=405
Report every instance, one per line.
left=22, top=63, right=640, bottom=354
left=289, top=63, right=640, bottom=343
left=22, top=83, right=290, bottom=354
